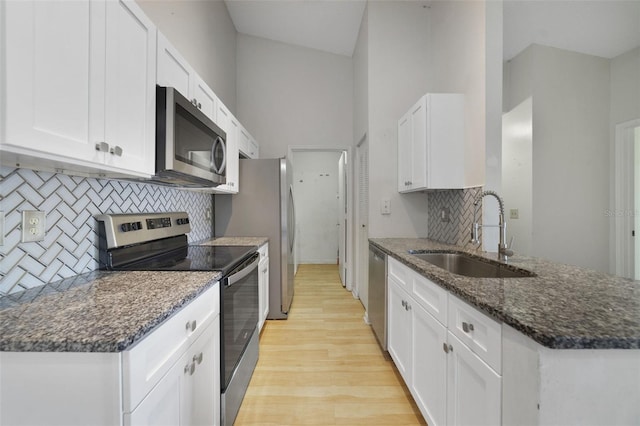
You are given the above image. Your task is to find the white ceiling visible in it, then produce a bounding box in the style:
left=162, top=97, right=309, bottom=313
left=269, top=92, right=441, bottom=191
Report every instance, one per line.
left=224, top=0, right=366, bottom=57
left=503, top=0, right=640, bottom=60
left=224, top=1, right=640, bottom=60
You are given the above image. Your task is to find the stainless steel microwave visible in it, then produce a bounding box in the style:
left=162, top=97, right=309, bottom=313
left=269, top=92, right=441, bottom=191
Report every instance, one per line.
left=153, top=86, right=226, bottom=187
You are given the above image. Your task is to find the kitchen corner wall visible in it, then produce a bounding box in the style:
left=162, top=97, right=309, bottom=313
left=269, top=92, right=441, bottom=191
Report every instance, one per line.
left=427, top=188, right=482, bottom=250
left=0, top=167, right=213, bottom=296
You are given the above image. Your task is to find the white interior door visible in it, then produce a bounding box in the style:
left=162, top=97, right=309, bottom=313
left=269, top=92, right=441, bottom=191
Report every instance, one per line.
left=338, top=152, right=348, bottom=286
left=356, top=139, right=369, bottom=307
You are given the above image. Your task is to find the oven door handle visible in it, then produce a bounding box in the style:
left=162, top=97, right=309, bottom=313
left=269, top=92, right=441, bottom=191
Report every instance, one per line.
left=226, top=256, right=259, bottom=287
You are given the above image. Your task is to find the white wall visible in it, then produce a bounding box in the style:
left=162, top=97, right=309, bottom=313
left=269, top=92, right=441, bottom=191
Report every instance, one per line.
left=428, top=0, right=486, bottom=188
left=610, top=47, right=640, bottom=130
left=236, top=34, right=353, bottom=159
left=137, top=0, right=237, bottom=112
left=366, top=1, right=430, bottom=238
left=292, top=151, right=343, bottom=264
left=502, top=97, right=533, bottom=256
left=504, top=44, right=610, bottom=272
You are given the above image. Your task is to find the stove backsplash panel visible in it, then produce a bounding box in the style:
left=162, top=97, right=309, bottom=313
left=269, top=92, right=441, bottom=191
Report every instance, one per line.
left=0, top=167, right=214, bottom=296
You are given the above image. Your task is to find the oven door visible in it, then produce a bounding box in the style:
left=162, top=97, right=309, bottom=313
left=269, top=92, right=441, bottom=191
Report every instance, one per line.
left=221, top=252, right=259, bottom=391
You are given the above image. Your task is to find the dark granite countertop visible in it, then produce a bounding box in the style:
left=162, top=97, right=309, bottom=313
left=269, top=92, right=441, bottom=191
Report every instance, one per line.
left=0, top=270, right=221, bottom=352
left=195, top=236, right=269, bottom=247
left=370, top=238, right=640, bottom=350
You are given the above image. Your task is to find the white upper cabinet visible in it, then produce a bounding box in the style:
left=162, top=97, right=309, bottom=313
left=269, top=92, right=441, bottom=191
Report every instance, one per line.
left=157, top=32, right=217, bottom=123
left=103, top=0, right=157, bottom=175
left=238, top=126, right=259, bottom=159
left=1, top=0, right=156, bottom=178
left=398, top=93, right=474, bottom=192
left=214, top=102, right=239, bottom=193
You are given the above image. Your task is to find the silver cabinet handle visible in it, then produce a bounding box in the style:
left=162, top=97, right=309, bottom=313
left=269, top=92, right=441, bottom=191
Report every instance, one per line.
left=406, top=303, right=411, bottom=311
left=197, top=102, right=202, bottom=109
left=95, top=142, right=109, bottom=152
left=193, top=352, right=203, bottom=365
left=185, top=320, right=197, bottom=332
left=110, top=145, right=123, bottom=156
left=184, top=362, right=195, bottom=375
left=462, top=322, right=474, bottom=333
left=401, top=300, right=406, bottom=308
left=443, top=343, right=453, bottom=353
left=191, top=98, right=197, bottom=106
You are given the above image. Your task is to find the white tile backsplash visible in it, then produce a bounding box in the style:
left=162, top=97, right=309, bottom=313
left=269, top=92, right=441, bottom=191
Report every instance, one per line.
left=0, top=167, right=213, bottom=296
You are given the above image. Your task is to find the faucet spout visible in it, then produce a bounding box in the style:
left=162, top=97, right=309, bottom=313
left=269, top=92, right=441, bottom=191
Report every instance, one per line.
left=471, top=190, right=513, bottom=260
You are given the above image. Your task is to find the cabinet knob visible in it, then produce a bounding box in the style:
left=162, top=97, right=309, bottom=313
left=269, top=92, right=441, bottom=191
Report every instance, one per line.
left=197, top=102, right=202, bottom=109
left=401, top=300, right=406, bottom=308
left=109, top=145, right=123, bottom=157
left=95, top=142, right=109, bottom=152
left=443, top=343, right=453, bottom=353
left=191, top=98, right=197, bottom=106
left=462, top=322, right=474, bottom=333
left=184, top=362, right=195, bottom=375
left=193, top=352, right=203, bottom=365
left=185, top=320, right=197, bottom=332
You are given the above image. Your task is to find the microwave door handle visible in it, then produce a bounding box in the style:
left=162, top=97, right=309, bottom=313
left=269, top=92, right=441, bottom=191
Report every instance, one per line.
left=211, top=136, right=226, bottom=174
left=226, top=256, right=259, bottom=287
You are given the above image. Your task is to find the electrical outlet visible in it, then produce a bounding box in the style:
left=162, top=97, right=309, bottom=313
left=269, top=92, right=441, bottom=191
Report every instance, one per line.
left=510, top=208, right=519, bottom=220
left=0, top=211, right=4, bottom=246
left=21, top=210, right=46, bottom=243
left=440, top=207, right=450, bottom=223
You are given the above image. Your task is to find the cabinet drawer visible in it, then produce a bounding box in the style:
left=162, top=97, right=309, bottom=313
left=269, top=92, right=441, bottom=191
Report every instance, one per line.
left=122, top=284, right=220, bottom=412
left=447, top=295, right=501, bottom=374
left=388, top=257, right=410, bottom=290
left=412, top=273, right=448, bottom=326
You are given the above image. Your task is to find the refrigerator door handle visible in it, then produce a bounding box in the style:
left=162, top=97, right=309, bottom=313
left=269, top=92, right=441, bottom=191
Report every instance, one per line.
left=289, top=185, right=296, bottom=252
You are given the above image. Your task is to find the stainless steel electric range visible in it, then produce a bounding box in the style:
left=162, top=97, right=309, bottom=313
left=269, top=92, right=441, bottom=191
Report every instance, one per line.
left=96, top=212, right=259, bottom=426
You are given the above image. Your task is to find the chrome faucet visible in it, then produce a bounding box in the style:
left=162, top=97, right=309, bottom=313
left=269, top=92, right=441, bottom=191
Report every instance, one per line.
left=471, top=190, right=513, bottom=261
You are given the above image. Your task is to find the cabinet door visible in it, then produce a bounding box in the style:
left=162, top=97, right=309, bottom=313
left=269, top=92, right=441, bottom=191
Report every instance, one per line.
left=397, top=112, right=412, bottom=192
left=258, top=256, right=269, bottom=331
left=2, top=0, right=101, bottom=164
left=191, top=75, right=217, bottom=123
left=410, top=97, right=427, bottom=190
left=181, top=318, right=220, bottom=426
left=157, top=31, right=193, bottom=99
left=214, top=103, right=239, bottom=193
left=387, top=277, right=412, bottom=386
left=446, top=332, right=501, bottom=426
left=238, top=127, right=250, bottom=157
left=103, top=0, right=156, bottom=176
left=125, top=367, right=181, bottom=426
left=249, top=138, right=259, bottom=159
left=412, top=303, right=448, bottom=426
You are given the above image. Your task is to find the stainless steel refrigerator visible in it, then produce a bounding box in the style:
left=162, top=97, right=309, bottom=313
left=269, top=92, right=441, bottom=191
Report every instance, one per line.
left=214, top=158, right=295, bottom=319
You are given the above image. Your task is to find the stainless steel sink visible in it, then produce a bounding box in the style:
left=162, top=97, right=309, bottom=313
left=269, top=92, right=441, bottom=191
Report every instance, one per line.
left=408, top=250, right=535, bottom=278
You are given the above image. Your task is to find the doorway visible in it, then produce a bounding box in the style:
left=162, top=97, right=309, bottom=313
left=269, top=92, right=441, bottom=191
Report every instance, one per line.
left=613, top=118, right=640, bottom=279
left=289, top=146, right=353, bottom=289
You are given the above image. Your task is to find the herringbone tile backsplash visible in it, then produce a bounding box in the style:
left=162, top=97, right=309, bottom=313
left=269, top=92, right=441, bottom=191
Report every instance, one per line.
left=427, top=188, right=482, bottom=249
left=0, top=167, right=213, bottom=296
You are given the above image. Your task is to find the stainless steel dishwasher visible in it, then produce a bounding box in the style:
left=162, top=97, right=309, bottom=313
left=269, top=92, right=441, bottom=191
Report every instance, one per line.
left=368, top=243, right=387, bottom=351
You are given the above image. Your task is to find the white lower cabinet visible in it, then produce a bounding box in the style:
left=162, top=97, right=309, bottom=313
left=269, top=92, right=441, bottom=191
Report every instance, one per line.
left=387, top=276, right=413, bottom=384
left=387, top=258, right=502, bottom=426
left=446, top=331, right=501, bottom=426
left=258, top=243, right=270, bottom=332
left=0, top=284, right=221, bottom=426
left=126, top=316, right=220, bottom=426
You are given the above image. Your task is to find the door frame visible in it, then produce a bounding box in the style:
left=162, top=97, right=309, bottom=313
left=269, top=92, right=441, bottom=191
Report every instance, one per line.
left=288, top=145, right=354, bottom=291
left=612, top=118, right=640, bottom=278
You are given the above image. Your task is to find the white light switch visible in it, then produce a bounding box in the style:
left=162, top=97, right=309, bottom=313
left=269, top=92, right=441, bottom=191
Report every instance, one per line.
left=510, top=208, right=519, bottom=220
left=381, top=199, right=391, bottom=215
left=21, top=210, right=46, bottom=243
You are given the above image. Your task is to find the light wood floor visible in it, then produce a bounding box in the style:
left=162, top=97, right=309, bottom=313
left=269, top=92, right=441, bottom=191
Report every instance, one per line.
left=235, top=264, right=427, bottom=426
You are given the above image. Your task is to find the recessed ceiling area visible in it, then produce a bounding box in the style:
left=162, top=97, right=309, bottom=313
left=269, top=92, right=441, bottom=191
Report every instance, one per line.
left=224, top=0, right=366, bottom=57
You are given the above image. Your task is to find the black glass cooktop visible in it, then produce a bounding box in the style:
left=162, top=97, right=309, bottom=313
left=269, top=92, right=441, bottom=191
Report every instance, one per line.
left=114, top=245, right=256, bottom=275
